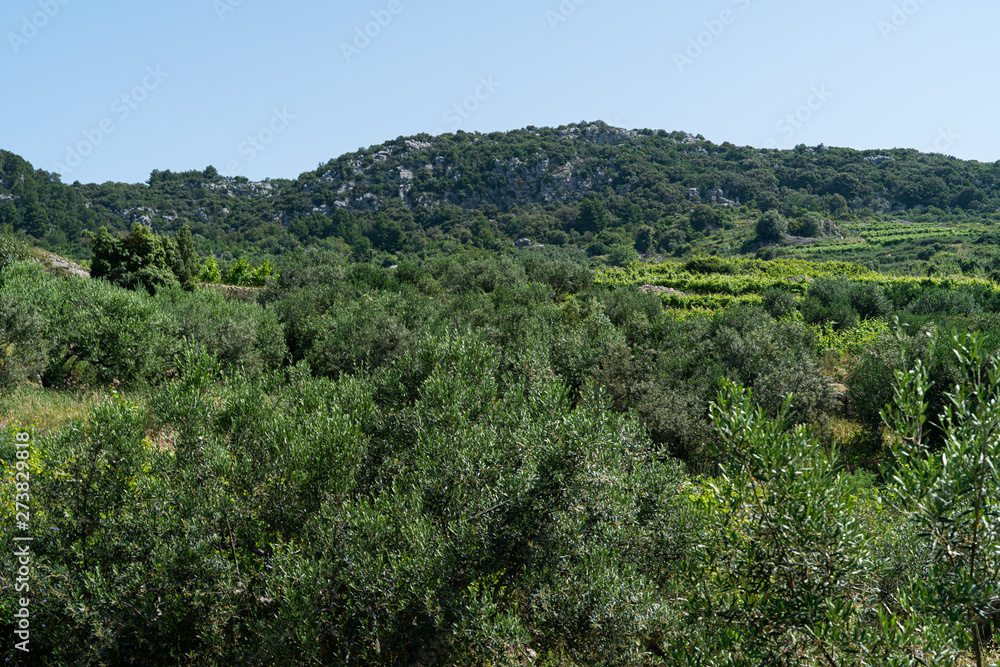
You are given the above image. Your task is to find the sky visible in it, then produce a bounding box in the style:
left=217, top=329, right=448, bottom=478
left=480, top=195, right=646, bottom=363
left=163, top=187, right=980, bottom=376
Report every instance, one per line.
left=3, top=0, right=997, bottom=185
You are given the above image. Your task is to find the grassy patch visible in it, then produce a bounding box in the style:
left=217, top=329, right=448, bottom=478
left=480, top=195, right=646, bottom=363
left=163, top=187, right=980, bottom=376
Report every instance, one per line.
left=0, top=385, right=124, bottom=433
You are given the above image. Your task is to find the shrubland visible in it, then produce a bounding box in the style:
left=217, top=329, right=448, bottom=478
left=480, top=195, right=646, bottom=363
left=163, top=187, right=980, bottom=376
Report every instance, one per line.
left=3, top=241, right=1000, bottom=665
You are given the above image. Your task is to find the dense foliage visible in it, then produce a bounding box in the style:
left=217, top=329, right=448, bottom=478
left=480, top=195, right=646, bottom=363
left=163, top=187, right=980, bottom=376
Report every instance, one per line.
left=4, top=121, right=1000, bottom=278
left=4, top=119, right=1000, bottom=663
left=3, top=244, right=1000, bottom=664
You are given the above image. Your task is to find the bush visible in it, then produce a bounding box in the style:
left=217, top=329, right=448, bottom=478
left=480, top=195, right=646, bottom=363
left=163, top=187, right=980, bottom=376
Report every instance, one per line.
left=522, top=254, right=592, bottom=294
left=586, top=241, right=609, bottom=257
left=223, top=257, right=276, bottom=286
left=0, top=262, right=173, bottom=387
left=756, top=210, right=787, bottom=242
left=684, top=256, right=737, bottom=275
left=710, top=305, right=834, bottom=424
left=550, top=307, right=625, bottom=397
left=906, top=287, right=982, bottom=317
left=801, top=276, right=860, bottom=330
left=607, top=243, right=639, bottom=267
left=849, top=281, right=891, bottom=319
left=154, top=286, right=288, bottom=376
left=198, top=256, right=222, bottom=283
left=795, top=212, right=823, bottom=238
left=690, top=204, right=717, bottom=231
left=593, top=343, right=715, bottom=464
left=89, top=223, right=180, bottom=295
left=546, top=229, right=570, bottom=245
left=0, top=283, right=49, bottom=388
left=306, top=291, right=412, bottom=379
left=9, top=327, right=698, bottom=664
left=0, top=234, right=29, bottom=270
left=427, top=255, right=526, bottom=294
left=846, top=334, right=902, bottom=444
left=762, top=287, right=798, bottom=319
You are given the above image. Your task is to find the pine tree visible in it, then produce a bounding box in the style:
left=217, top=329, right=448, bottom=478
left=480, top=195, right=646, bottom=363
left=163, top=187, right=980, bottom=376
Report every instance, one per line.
left=172, top=224, right=199, bottom=289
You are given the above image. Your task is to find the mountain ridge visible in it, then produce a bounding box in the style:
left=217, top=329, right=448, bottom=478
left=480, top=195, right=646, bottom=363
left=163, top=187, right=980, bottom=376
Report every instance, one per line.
left=2, top=120, right=999, bottom=262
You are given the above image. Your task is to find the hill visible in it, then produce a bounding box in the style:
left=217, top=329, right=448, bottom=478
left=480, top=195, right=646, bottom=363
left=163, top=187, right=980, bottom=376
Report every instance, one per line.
left=2, top=121, right=1000, bottom=269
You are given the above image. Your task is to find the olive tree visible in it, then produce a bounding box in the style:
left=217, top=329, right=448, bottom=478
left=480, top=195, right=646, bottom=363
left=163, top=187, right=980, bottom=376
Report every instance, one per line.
left=883, top=330, right=1000, bottom=667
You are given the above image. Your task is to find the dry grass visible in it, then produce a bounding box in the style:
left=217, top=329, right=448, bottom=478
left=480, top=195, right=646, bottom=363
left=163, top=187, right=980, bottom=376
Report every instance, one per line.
left=0, top=384, right=125, bottom=433
left=825, top=415, right=866, bottom=444
left=146, top=426, right=178, bottom=452
left=957, top=648, right=1000, bottom=666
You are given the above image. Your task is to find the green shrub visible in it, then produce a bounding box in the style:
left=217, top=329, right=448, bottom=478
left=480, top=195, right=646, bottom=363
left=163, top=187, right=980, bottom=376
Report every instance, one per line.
left=426, top=255, right=527, bottom=294
left=801, top=276, right=860, bottom=330
left=154, top=286, right=287, bottom=376
left=522, top=254, right=592, bottom=294
left=0, top=234, right=29, bottom=270
left=762, top=287, right=798, bottom=319
left=884, top=330, right=1000, bottom=664
left=198, top=256, right=222, bottom=283
left=550, top=306, right=625, bottom=397
left=684, top=256, right=737, bottom=275
left=89, top=223, right=180, bottom=294
left=755, top=210, right=787, bottom=241
left=607, top=243, right=639, bottom=267
left=672, top=381, right=873, bottom=663
left=709, top=305, right=833, bottom=424
left=306, top=291, right=412, bottom=379
left=586, top=241, right=609, bottom=257
left=906, top=287, right=982, bottom=317
left=849, top=281, right=892, bottom=319
left=0, top=262, right=173, bottom=387
left=0, top=263, right=50, bottom=389
left=795, top=212, right=823, bottom=238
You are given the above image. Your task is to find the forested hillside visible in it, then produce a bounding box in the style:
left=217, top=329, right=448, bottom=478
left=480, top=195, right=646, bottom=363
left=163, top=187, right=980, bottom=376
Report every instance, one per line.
left=3, top=121, right=1000, bottom=270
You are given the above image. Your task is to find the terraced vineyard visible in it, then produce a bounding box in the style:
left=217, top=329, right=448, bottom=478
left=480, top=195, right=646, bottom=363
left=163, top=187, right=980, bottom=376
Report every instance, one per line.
left=790, top=219, right=976, bottom=257
left=597, top=256, right=1000, bottom=310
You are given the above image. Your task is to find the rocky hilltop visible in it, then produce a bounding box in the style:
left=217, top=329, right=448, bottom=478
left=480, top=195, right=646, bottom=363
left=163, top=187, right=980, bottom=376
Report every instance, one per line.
left=1, top=120, right=998, bottom=259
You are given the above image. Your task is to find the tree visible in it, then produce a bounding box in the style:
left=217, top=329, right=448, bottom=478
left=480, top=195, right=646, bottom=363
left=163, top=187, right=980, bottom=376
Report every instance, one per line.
left=671, top=382, right=876, bottom=664
left=0, top=200, right=20, bottom=233
left=663, top=380, right=962, bottom=664
left=576, top=196, right=608, bottom=234
left=368, top=214, right=404, bottom=252
left=23, top=202, right=48, bottom=238
left=169, top=224, right=199, bottom=289
left=633, top=225, right=656, bottom=253
left=89, top=223, right=179, bottom=294
left=0, top=234, right=29, bottom=270
left=607, top=243, right=638, bottom=267
left=690, top=204, right=717, bottom=231
left=884, top=330, right=1000, bottom=667
left=826, top=193, right=850, bottom=217
left=796, top=212, right=823, bottom=238
left=755, top=210, right=787, bottom=242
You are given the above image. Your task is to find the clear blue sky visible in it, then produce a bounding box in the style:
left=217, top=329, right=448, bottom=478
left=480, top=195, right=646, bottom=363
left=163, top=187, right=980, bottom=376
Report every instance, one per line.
left=3, top=0, right=997, bottom=184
